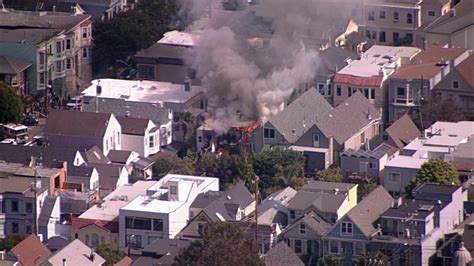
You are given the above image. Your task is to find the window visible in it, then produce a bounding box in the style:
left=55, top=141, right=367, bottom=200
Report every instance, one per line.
left=170, top=185, right=177, bottom=195
left=12, top=222, right=19, bottom=234
left=92, top=233, right=99, bottom=246
left=318, top=83, right=325, bottom=95
left=125, top=217, right=152, bottom=230
left=56, top=61, right=62, bottom=72
left=330, top=241, right=339, bottom=254
left=66, top=39, right=71, bottom=50
left=348, top=86, right=352, bottom=97
left=289, top=210, right=296, bottom=219
left=26, top=203, right=32, bottom=213
left=364, top=88, right=369, bottom=98
left=82, top=47, right=89, bottom=58
left=295, top=239, right=302, bottom=253
left=56, top=41, right=61, bottom=53
left=379, top=31, right=386, bottom=42
left=327, top=84, right=332, bottom=96
left=406, top=13, right=413, bottom=24
left=26, top=225, right=32, bottom=234
left=105, top=140, right=108, bottom=151
left=66, top=58, right=72, bottom=70
left=149, top=135, right=155, bottom=148
left=138, top=64, right=155, bottom=80
left=397, top=87, right=405, bottom=98
left=393, top=32, right=400, bottom=43
left=198, top=223, right=208, bottom=236
left=153, top=219, right=163, bottom=231
left=428, top=10, right=436, bottom=17
left=300, top=224, right=306, bottom=234
left=39, top=52, right=45, bottom=65
left=379, top=11, right=386, bottom=19
left=313, top=133, right=320, bottom=147
left=337, top=85, right=341, bottom=96
left=406, top=33, right=413, bottom=44
left=370, top=88, right=375, bottom=99
left=354, top=242, right=365, bottom=255
left=126, top=234, right=142, bottom=248
left=263, top=128, right=275, bottom=139
left=452, top=81, right=459, bottom=89
left=387, top=172, right=401, bottom=183
left=393, top=12, right=399, bottom=22
left=11, top=200, right=18, bottom=212
left=368, top=10, right=375, bottom=20
left=369, top=162, right=376, bottom=168
left=341, top=222, right=353, bottom=235
left=82, top=27, right=88, bottom=39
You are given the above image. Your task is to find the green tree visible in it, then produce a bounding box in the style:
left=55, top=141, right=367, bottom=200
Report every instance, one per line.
left=356, top=251, right=389, bottom=265
left=96, top=244, right=127, bottom=266
left=0, top=82, right=23, bottom=124
left=358, top=180, right=378, bottom=202
left=174, top=111, right=198, bottom=151
left=0, top=235, right=25, bottom=250
left=174, top=223, right=263, bottom=266
left=152, top=154, right=195, bottom=179
left=92, top=0, right=184, bottom=74
left=251, top=148, right=306, bottom=197
left=313, top=165, right=344, bottom=182
left=411, top=96, right=466, bottom=130
left=406, top=158, right=459, bottom=194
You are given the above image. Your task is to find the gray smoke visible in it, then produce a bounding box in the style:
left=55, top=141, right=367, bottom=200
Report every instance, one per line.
left=188, top=0, right=357, bottom=133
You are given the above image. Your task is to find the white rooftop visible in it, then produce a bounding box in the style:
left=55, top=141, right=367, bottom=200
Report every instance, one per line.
left=79, top=181, right=156, bottom=221
left=158, top=30, right=198, bottom=46
left=82, top=79, right=203, bottom=105
left=386, top=155, right=428, bottom=169
left=338, top=45, right=421, bottom=77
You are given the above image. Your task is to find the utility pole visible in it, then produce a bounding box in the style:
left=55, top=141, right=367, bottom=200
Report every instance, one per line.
left=29, top=156, right=40, bottom=236
left=254, top=175, right=259, bottom=250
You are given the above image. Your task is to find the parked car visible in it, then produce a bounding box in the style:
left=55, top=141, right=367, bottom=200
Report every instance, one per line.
left=22, top=115, right=39, bottom=126
left=0, top=138, right=17, bottom=145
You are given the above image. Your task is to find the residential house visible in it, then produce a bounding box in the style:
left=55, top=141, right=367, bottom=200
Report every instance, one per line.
left=44, top=110, right=122, bottom=156
left=132, top=238, right=191, bottom=266
left=335, top=20, right=370, bottom=55
left=435, top=215, right=474, bottom=265
left=321, top=186, right=393, bottom=264
left=181, top=181, right=255, bottom=239
left=341, top=114, right=420, bottom=180
left=444, top=137, right=474, bottom=181
left=417, top=0, right=474, bottom=50
left=333, top=45, right=421, bottom=121
left=371, top=184, right=467, bottom=265
left=7, top=234, right=51, bottom=266
left=431, top=54, right=474, bottom=120
left=134, top=30, right=198, bottom=84
left=118, top=174, right=219, bottom=253
left=382, top=121, right=474, bottom=193
left=88, top=163, right=129, bottom=199
left=67, top=165, right=100, bottom=194
left=280, top=211, right=331, bottom=262
left=38, top=195, right=64, bottom=241
left=287, top=181, right=358, bottom=225
left=264, top=241, right=305, bottom=266
left=0, top=56, right=32, bottom=95
left=41, top=239, right=105, bottom=266
left=0, top=10, right=92, bottom=96
left=72, top=181, right=157, bottom=249
left=297, top=47, right=357, bottom=104
left=257, top=187, right=297, bottom=228
left=387, top=44, right=471, bottom=123
left=116, top=116, right=160, bottom=157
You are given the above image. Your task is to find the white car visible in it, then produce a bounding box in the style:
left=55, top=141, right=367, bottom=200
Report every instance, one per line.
left=0, top=138, right=17, bottom=145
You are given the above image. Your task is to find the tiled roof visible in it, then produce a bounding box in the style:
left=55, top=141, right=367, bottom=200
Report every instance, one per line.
left=456, top=54, right=474, bottom=88
left=44, top=110, right=112, bottom=138
left=11, top=235, right=51, bottom=266
left=334, top=73, right=383, bottom=87
left=71, top=217, right=119, bottom=232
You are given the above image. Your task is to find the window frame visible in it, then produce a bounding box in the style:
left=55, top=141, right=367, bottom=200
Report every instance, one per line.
left=368, top=10, right=375, bottom=21
left=387, top=172, right=401, bottom=183
left=341, top=221, right=354, bottom=236
left=379, top=11, right=386, bottom=19
left=263, top=127, right=276, bottom=139
left=300, top=223, right=306, bottom=234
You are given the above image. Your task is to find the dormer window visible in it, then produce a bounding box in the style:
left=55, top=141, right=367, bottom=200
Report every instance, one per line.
left=341, top=221, right=353, bottom=235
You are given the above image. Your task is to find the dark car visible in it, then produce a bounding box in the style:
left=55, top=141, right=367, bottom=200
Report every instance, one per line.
left=22, top=116, right=39, bottom=126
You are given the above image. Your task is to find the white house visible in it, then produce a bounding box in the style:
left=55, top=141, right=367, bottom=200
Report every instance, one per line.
left=118, top=174, right=219, bottom=253
left=116, top=116, right=160, bottom=157
left=44, top=110, right=122, bottom=156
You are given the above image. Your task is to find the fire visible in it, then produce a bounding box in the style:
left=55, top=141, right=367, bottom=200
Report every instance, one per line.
left=243, top=122, right=258, bottom=134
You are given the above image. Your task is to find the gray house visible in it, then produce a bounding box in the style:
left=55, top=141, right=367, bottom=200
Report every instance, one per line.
left=254, top=90, right=381, bottom=171
left=371, top=184, right=467, bottom=265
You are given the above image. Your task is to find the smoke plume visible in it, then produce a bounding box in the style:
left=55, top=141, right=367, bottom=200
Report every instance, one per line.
left=187, top=0, right=355, bottom=133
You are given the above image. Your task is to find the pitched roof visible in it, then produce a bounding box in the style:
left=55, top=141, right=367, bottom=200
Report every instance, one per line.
left=284, top=211, right=331, bottom=236
left=333, top=74, right=383, bottom=87
left=81, top=146, right=110, bottom=164
left=264, top=241, right=304, bottom=266
left=45, top=239, right=105, bottom=266
left=345, top=186, right=393, bottom=237
left=385, top=114, right=421, bottom=149
left=38, top=196, right=57, bottom=226
left=316, top=92, right=380, bottom=144
left=423, top=0, right=474, bottom=33
left=116, top=116, right=151, bottom=136
left=412, top=44, right=467, bottom=63
left=268, top=88, right=332, bottom=143
left=342, top=142, right=398, bottom=159
left=68, top=165, right=94, bottom=178
left=302, top=181, right=357, bottom=193
left=0, top=56, right=32, bottom=74
left=225, top=181, right=254, bottom=207
left=287, top=190, right=347, bottom=213
left=107, top=150, right=133, bottom=164
left=315, top=47, right=357, bottom=76
left=71, top=217, right=119, bottom=232
left=44, top=110, right=112, bottom=138
left=456, top=54, right=474, bottom=88
left=11, top=235, right=51, bottom=266
left=89, top=163, right=124, bottom=190
left=0, top=144, right=77, bottom=168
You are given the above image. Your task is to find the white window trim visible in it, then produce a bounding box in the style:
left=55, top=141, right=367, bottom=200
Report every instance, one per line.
left=341, top=221, right=354, bottom=236
left=263, top=127, right=276, bottom=139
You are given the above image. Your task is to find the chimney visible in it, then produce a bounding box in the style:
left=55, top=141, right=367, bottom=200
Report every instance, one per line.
left=184, top=77, right=191, bottom=92
left=52, top=5, right=56, bottom=12
left=62, top=258, right=66, bottom=266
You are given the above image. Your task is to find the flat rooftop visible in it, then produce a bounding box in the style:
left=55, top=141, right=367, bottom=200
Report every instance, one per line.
left=82, top=79, right=203, bottom=105
left=386, top=155, right=427, bottom=169
left=157, top=30, right=198, bottom=46
left=79, top=181, right=157, bottom=221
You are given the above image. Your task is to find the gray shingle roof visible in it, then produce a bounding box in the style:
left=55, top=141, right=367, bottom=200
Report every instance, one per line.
left=302, top=181, right=357, bottom=193
left=315, top=47, right=357, bottom=77
left=342, top=142, right=398, bottom=159
left=38, top=196, right=57, bottom=226
left=0, top=144, right=77, bottom=168
left=264, top=241, right=304, bottom=266
left=44, top=110, right=112, bottom=138
left=0, top=56, right=32, bottom=74
left=224, top=181, right=254, bottom=208
left=106, top=150, right=132, bottom=164
left=316, top=91, right=380, bottom=144
left=116, top=116, right=150, bottom=136
left=385, top=114, right=421, bottom=150
left=287, top=190, right=347, bottom=213
left=268, top=88, right=333, bottom=143
left=346, top=186, right=393, bottom=237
